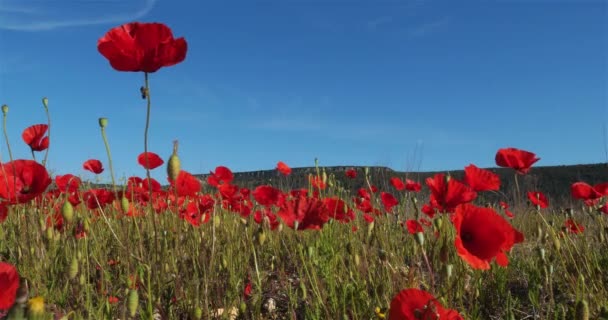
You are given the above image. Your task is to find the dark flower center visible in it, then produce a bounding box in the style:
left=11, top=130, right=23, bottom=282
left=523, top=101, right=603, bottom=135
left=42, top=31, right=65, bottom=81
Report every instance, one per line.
left=462, top=231, right=473, bottom=242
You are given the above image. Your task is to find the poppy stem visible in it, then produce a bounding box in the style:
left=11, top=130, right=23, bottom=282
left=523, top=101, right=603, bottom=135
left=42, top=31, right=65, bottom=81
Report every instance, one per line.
left=514, top=173, right=521, bottom=206
left=42, top=97, right=50, bottom=167
left=142, top=71, right=161, bottom=297
left=2, top=107, right=14, bottom=163
left=99, top=123, right=117, bottom=195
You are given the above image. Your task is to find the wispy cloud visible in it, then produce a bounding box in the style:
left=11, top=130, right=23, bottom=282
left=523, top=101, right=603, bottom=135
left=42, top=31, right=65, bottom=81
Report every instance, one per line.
left=367, top=16, right=393, bottom=30
left=0, top=0, right=156, bottom=31
left=407, top=17, right=450, bottom=37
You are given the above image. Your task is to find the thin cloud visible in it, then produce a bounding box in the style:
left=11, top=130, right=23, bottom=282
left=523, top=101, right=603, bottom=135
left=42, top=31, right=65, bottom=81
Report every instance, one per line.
left=367, top=16, right=393, bottom=30
left=0, top=0, right=157, bottom=31
left=407, top=17, right=450, bottom=37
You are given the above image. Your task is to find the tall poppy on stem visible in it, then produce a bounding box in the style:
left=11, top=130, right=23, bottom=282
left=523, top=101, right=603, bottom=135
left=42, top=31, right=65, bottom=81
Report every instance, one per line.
left=98, top=22, right=188, bottom=199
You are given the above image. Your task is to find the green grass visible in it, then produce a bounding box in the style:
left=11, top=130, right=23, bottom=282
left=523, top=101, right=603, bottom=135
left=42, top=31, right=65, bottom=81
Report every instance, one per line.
left=1, top=179, right=607, bottom=320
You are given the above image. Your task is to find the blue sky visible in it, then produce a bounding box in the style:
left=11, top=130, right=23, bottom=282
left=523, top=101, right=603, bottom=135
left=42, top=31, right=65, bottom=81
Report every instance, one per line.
left=0, top=0, right=606, bottom=183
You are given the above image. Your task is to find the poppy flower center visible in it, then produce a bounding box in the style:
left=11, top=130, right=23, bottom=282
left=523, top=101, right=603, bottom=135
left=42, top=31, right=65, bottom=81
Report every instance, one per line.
left=21, top=185, right=31, bottom=194
left=461, top=231, right=473, bottom=242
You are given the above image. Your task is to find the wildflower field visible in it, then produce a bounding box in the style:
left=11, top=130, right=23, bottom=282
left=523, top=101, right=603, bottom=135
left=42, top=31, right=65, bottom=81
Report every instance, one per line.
left=0, top=22, right=607, bottom=320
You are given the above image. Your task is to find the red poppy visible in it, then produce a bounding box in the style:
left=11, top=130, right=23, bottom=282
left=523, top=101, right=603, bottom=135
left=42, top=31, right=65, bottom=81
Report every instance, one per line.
left=22, top=124, right=49, bottom=152
left=253, top=185, right=281, bottom=206
left=570, top=182, right=603, bottom=201
left=452, top=204, right=524, bottom=270
left=277, top=196, right=329, bottom=230
left=388, top=288, right=462, bottom=320
left=97, top=22, right=187, bottom=73
left=381, top=192, right=399, bottom=212
left=0, top=160, right=52, bottom=204
left=390, top=177, right=406, bottom=191
left=495, top=147, right=540, bottom=174
left=323, top=197, right=354, bottom=223
left=83, top=188, right=115, bottom=210
left=527, top=191, right=548, bottom=208
left=0, top=261, right=20, bottom=310
left=309, top=175, right=326, bottom=190
left=172, top=170, right=201, bottom=197
left=405, top=220, right=423, bottom=234
left=276, top=161, right=291, bottom=176
left=108, top=296, right=119, bottom=304
left=500, top=201, right=514, bottom=218
left=55, top=174, right=81, bottom=193
left=207, top=166, right=234, bottom=187
left=405, top=179, right=422, bottom=192
left=425, top=174, right=477, bottom=213
left=593, top=183, right=608, bottom=195
left=137, top=152, right=164, bottom=170
left=83, top=159, right=104, bottom=174
left=345, top=168, right=357, bottom=179
left=463, top=164, right=500, bottom=192
left=0, top=203, right=8, bottom=223
left=563, top=219, right=584, bottom=234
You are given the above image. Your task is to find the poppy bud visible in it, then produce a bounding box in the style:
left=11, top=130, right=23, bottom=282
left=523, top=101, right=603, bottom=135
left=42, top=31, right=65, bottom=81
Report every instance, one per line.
left=79, top=274, right=86, bottom=286
left=128, top=289, right=139, bottom=317
left=433, top=217, right=442, bottom=231
left=62, top=201, right=74, bottom=223
left=255, top=228, right=266, bottom=246
left=414, top=232, right=425, bottom=247
left=239, top=302, right=247, bottom=315
left=445, top=264, right=453, bottom=279
left=98, top=117, right=108, bottom=128
left=299, top=282, right=307, bottom=300
left=68, top=257, right=79, bottom=280
left=537, top=247, right=546, bottom=263
left=575, top=300, right=589, bottom=320
left=1, top=104, right=8, bottom=114
left=193, top=307, right=203, bottom=320
left=42, top=97, right=49, bottom=109
left=167, top=140, right=181, bottom=182
left=121, top=196, right=129, bottom=214
left=354, top=253, right=360, bottom=266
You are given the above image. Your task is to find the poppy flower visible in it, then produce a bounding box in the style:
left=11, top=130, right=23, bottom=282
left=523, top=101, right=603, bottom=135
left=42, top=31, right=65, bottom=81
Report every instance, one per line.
left=405, top=220, right=423, bottom=234
left=0, top=261, right=20, bottom=310
left=55, top=174, right=81, bottom=193
left=277, top=196, right=329, bottom=230
left=0, top=203, right=8, bottom=223
left=405, top=179, right=422, bottom=192
left=495, top=147, right=540, bottom=174
left=452, top=204, right=524, bottom=270
left=499, top=201, right=514, bottom=218
left=527, top=191, right=548, bottom=208
left=207, top=166, right=234, bottom=187
left=390, top=177, right=406, bottom=191
left=345, top=168, right=357, bottom=179
left=83, top=159, right=104, bottom=174
left=97, top=22, right=187, bottom=73
left=563, top=219, right=584, bottom=234
left=570, top=182, right=603, bottom=201
left=22, top=124, right=49, bottom=152
left=425, top=174, right=477, bottom=213
left=276, top=161, right=292, bottom=176
left=463, top=164, right=500, bottom=192
left=253, top=185, right=281, bottom=206
left=137, top=152, right=164, bottom=170
left=309, top=175, right=326, bottom=190
left=0, top=160, right=52, bottom=204
left=381, top=192, right=399, bottom=212
left=172, top=170, right=201, bottom=197
left=388, top=288, right=462, bottom=320
left=323, top=197, right=355, bottom=223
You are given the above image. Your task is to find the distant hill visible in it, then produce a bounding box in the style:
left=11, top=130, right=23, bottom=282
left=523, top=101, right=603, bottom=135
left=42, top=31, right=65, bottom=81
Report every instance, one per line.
left=195, top=163, right=608, bottom=207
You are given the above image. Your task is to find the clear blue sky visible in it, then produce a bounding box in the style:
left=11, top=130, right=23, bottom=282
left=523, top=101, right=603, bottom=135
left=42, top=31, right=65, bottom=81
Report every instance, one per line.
left=0, top=0, right=606, bottom=183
